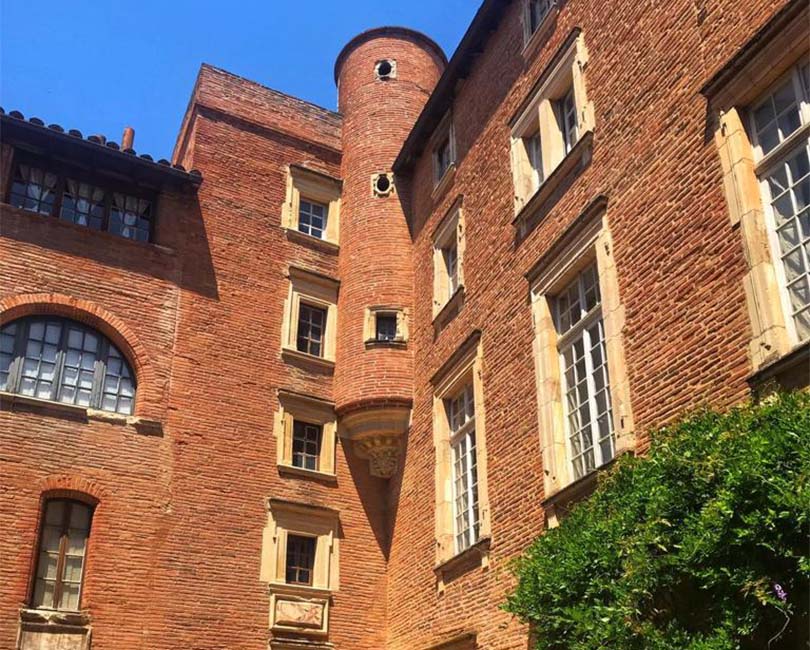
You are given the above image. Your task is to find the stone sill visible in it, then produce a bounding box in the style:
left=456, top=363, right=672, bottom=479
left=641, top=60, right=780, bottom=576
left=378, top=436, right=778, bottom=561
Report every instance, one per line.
left=20, top=608, right=91, bottom=627
left=513, top=129, right=594, bottom=237
left=363, top=338, right=408, bottom=350
left=281, top=347, right=335, bottom=371
left=284, top=227, right=339, bottom=255
left=1, top=392, right=163, bottom=435
left=431, top=162, right=457, bottom=203
left=522, top=4, right=560, bottom=63
left=278, top=463, right=337, bottom=483
left=747, top=340, right=809, bottom=388
left=542, top=448, right=632, bottom=511
left=434, top=534, right=491, bottom=576
left=269, top=582, right=334, bottom=599
left=432, top=285, right=465, bottom=335
left=1, top=202, right=175, bottom=255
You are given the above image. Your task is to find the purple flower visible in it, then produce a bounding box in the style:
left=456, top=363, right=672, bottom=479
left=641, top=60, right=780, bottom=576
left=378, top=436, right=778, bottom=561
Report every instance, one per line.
left=774, top=583, right=787, bottom=603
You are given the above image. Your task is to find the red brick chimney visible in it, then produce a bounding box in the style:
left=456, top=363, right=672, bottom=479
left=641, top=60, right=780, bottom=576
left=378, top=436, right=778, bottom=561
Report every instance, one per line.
left=121, top=126, right=135, bottom=150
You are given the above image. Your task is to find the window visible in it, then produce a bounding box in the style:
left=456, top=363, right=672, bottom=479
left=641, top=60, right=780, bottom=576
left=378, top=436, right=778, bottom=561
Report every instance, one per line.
left=433, top=203, right=465, bottom=318
left=282, top=165, right=341, bottom=246
left=275, top=390, right=337, bottom=476
left=528, top=0, right=555, bottom=34
left=0, top=317, right=136, bottom=415
left=529, top=201, right=635, bottom=523
left=372, top=172, right=394, bottom=197
left=32, top=499, right=93, bottom=612
left=375, top=314, right=398, bottom=342
left=749, top=64, right=810, bottom=342
left=555, top=264, right=614, bottom=479
left=510, top=31, right=593, bottom=216
left=375, top=59, right=397, bottom=80
left=292, top=420, right=322, bottom=471
left=261, top=501, right=339, bottom=635
left=298, top=199, right=327, bottom=239
left=297, top=303, right=327, bottom=357
left=7, top=154, right=154, bottom=242
left=433, top=333, right=491, bottom=576
left=447, top=384, right=479, bottom=553
left=285, top=534, right=316, bottom=586
left=432, top=113, right=456, bottom=189
left=556, top=86, right=579, bottom=155
left=703, top=5, right=808, bottom=375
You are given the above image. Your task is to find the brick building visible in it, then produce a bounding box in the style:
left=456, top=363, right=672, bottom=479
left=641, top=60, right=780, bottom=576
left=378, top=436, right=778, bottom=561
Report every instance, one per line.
left=0, top=0, right=807, bottom=648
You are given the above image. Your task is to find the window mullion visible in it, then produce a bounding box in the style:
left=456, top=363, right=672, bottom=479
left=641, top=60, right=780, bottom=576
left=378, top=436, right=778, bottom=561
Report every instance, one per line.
left=52, top=321, right=70, bottom=402
left=582, top=322, right=602, bottom=467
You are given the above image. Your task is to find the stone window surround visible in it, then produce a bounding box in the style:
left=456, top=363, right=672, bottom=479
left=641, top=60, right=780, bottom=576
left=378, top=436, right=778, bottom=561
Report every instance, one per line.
left=363, top=305, right=409, bottom=346
left=521, top=0, right=560, bottom=61
left=432, top=198, right=466, bottom=320
left=510, top=29, right=594, bottom=220
left=261, top=499, right=339, bottom=638
left=274, top=389, right=337, bottom=479
left=281, top=266, right=339, bottom=367
left=703, top=4, right=809, bottom=373
left=431, top=331, right=491, bottom=587
left=527, top=197, right=634, bottom=527
left=281, top=164, right=341, bottom=247
left=431, top=111, right=457, bottom=198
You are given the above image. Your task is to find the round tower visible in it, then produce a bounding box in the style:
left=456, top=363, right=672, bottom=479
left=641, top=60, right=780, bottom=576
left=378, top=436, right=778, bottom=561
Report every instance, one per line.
left=334, top=28, right=446, bottom=478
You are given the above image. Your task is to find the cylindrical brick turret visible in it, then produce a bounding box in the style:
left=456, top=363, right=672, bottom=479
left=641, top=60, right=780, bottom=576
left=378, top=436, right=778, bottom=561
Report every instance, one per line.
left=334, top=27, right=445, bottom=477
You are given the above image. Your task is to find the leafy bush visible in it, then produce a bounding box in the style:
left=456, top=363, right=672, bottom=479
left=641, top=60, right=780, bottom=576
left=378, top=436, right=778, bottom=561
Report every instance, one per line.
left=504, top=392, right=810, bottom=650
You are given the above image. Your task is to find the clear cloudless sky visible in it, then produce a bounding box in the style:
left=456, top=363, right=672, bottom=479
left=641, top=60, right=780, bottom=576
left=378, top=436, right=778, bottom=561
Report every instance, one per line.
left=0, top=1, right=479, bottom=159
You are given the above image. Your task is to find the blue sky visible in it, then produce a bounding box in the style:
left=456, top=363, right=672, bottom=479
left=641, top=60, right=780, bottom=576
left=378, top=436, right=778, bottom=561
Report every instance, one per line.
left=1, top=1, right=478, bottom=159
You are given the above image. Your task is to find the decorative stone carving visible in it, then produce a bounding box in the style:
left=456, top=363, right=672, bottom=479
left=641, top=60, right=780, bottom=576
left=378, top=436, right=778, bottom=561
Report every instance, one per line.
left=275, top=599, right=324, bottom=629
left=17, top=609, right=91, bottom=650
left=338, top=404, right=411, bottom=479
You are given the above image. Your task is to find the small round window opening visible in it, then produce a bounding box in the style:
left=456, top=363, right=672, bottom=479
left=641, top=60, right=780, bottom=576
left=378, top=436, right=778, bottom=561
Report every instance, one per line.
left=375, top=59, right=397, bottom=81
left=372, top=173, right=394, bottom=197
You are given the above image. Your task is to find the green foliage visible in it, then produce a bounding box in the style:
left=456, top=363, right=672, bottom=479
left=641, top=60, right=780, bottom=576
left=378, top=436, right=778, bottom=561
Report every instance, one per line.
left=504, top=392, right=810, bottom=650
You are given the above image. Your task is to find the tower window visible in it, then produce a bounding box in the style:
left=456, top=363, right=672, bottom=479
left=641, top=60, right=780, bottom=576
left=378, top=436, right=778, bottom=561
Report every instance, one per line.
left=375, top=314, right=398, bottom=342
left=375, top=59, right=396, bottom=80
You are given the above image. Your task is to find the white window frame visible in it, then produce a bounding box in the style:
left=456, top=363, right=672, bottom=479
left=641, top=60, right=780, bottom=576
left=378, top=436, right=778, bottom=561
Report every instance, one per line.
left=554, top=264, right=614, bottom=481
left=447, top=383, right=479, bottom=554
left=748, top=63, right=810, bottom=344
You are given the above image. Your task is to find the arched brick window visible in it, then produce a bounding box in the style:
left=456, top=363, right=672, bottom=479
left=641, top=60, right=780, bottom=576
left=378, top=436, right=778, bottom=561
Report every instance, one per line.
left=32, top=498, right=94, bottom=611
left=0, top=316, right=136, bottom=414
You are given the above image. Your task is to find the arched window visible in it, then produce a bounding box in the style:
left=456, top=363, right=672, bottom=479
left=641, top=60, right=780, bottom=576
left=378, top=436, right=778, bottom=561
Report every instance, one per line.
left=0, top=317, right=136, bottom=414
left=32, top=499, right=93, bottom=611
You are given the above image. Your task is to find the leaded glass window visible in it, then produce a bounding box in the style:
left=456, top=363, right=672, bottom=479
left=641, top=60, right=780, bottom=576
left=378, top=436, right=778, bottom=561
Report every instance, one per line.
left=0, top=317, right=136, bottom=415
left=555, top=263, right=614, bottom=480
left=32, top=499, right=93, bottom=611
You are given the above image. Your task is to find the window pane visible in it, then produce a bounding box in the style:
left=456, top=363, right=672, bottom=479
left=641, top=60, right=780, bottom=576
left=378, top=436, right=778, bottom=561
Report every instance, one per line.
left=285, top=535, right=316, bottom=585
left=0, top=322, right=18, bottom=391
left=292, top=420, right=322, bottom=471
left=753, top=77, right=802, bottom=155
left=298, top=199, right=327, bottom=239
left=9, top=164, right=58, bottom=216
left=375, top=314, right=398, bottom=341
left=110, top=192, right=152, bottom=242
left=61, top=180, right=105, bottom=230
left=764, top=143, right=810, bottom=340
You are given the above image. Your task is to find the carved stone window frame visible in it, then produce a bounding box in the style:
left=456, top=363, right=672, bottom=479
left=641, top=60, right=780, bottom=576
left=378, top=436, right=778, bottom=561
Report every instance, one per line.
left=274, top=390, right=337, bottom=479
left=701, top=1, right=809, bottom=372
left=527, top=197, right=634, bottom=526
left=281, top=165, right=341, bottom=246
left=281, top=267, right=339, bottom=367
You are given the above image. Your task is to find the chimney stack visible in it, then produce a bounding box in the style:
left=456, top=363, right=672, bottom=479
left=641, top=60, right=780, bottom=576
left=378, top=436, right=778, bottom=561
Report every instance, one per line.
left=122, top=126, right=135, bottom=150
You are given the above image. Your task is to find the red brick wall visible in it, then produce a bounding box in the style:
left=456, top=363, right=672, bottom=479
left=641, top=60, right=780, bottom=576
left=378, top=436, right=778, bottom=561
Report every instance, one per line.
left=387, top=0, right=790, bottom=648
left=334, top=31, right=445, bottom=412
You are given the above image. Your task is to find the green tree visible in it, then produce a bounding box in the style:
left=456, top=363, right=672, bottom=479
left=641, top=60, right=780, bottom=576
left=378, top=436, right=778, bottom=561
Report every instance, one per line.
left=505, top=392, right=810, bottom=649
